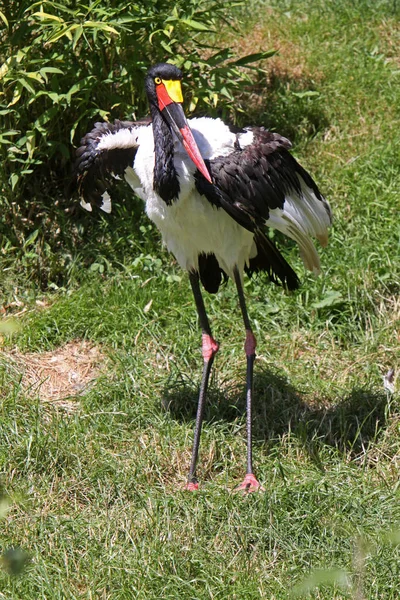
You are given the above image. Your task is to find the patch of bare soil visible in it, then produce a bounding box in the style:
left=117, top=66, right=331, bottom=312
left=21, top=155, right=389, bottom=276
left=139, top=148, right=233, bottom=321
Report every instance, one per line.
left=231, top=21, right=317, bottom=84
left=2, top=340, right=106, bottom=409
left=224, top=21, right=323, bottom=122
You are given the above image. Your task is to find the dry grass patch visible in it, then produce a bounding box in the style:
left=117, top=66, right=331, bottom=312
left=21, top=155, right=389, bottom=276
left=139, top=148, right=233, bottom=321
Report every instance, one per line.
left=379, top=18, right=400, bottom=67
left=233, top=21, right=318, bottom=85
left=1, top=340, right=106, bottom=408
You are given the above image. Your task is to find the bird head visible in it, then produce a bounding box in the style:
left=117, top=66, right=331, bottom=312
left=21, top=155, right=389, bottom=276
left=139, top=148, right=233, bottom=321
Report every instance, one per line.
left=145, top=63, right=212, bottom=184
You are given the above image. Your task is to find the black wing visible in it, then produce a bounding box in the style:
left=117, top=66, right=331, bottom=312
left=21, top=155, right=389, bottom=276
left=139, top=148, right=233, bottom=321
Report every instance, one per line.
left=194, top=128, right=331, bottom=289
left=196, top=128, right=326, bottom=231
left=74, top=118, right=150, bottom=212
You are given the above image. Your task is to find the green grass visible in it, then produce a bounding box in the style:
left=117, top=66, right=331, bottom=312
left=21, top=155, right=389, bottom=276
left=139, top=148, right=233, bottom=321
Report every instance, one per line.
left=1, top=0, right=400, bottom=598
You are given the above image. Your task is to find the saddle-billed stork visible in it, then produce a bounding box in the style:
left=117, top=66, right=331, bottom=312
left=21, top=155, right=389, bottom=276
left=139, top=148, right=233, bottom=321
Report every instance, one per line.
left=75, top=63, right=332, bottom=491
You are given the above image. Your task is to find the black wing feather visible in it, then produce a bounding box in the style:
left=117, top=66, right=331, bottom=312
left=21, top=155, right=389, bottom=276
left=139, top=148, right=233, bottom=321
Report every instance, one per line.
left=74, top=119, right=149, bottom=210
left=246, top=230, right=300, bottom=291
left=195, top=128, right=325, bottom=290
left=198, top=252, right=228, bottom=294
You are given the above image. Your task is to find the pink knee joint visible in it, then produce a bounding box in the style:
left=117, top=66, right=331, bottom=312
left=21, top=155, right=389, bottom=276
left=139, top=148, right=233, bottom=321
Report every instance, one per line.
left=202, top=333, right=219, bottom=362
left=245, top=330, right=257, bottom=357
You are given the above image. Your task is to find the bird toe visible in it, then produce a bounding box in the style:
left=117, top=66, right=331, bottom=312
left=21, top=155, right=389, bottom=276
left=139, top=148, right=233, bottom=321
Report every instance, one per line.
left=234, top=473, right=265, bottom=493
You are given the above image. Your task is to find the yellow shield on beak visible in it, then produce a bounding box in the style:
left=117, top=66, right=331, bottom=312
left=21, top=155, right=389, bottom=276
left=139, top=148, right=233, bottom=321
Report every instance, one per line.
left=162, top=79, right=184, bottom=104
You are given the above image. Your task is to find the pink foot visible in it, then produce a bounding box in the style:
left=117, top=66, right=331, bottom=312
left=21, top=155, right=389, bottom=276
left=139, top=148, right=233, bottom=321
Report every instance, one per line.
left=235, top=473, right=264, bottom=493
left=202, top=333, right=219, bottom=362
left=244, top=330, right=257, bottom=357
left=185, top=481, right=199, bottom=491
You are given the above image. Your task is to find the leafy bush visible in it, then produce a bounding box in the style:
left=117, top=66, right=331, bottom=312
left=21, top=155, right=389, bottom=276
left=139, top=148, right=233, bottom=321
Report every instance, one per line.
left=0, top=0, right=274, bottom=291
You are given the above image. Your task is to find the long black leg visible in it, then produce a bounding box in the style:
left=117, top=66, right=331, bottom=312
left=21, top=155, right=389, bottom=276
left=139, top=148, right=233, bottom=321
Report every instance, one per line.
left=233, top=266, right=263, bottom=491
left=186, top=271, right=219, bottom=490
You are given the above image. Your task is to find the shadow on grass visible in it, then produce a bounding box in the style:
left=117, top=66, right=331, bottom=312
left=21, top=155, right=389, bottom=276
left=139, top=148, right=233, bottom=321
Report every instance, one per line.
left=162, top=367, right=391, bottom=462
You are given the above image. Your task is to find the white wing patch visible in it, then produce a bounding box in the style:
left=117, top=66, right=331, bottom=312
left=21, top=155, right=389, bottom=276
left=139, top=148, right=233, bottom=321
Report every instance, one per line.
left=296, top=177, right=332, bottom=246
left=100, top=190, right=112, bottom=213
left=267, top=176, right=332, bottom=275
left=236, top=129, right=254, bottom=148
left=124, top=165, right=146, bottom=201
left=80, top=192, right=112, bottom=213
left=80, top=199, right=92, bottom=212
left=189, top=117, right=237, bottom=159
left=97, top=127, right=139, bottom=151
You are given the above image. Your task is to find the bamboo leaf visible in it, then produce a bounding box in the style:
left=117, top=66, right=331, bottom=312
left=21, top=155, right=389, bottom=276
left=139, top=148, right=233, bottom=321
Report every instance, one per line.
left=160, top=40, right=173, bottom=53
left=70, top=108, right=109, bottom=143
left=0, top=62, right=9, bottom=80
left=180, top=18, right=213, bottom=32
left=232, top=50, right=277, bottom=67
left=46, top=25, right=75, bottom=44
left=0, top=10, right=9, bottom=28
left=8, top=83, right=23, bottom=106
left=26, top=130, right=36, bottom=159
left=83, top=21, right=119, bottom=35
left=72, top=25, right=83, bottom=50
left=33, top=106, right=58, bottom=133
left=39, top=67, right=64, bottom=76
left=18, top=77, right=37, bottom=94
left=207, top=48, right=232, bottom=66
left=37, top=67, right=63, bottom=84
left=31, top=11, right=64, bottom=23
left=25, top=71, right=45, bottom=83
left=10, top=173, right=19, bottom=190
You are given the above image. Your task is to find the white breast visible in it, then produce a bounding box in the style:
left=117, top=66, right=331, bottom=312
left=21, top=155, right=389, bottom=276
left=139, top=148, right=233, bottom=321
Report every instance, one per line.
left=146, top=187, right=255, bottom=277
left=128, top=118, right=255, bottom=277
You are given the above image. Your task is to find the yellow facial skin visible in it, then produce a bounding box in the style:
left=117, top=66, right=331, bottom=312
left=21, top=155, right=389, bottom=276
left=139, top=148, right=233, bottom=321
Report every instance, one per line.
left=161, top=79, right=183, bottom=103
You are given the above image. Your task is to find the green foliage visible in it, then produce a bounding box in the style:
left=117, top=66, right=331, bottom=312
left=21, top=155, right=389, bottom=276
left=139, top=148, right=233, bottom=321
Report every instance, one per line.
left=0, top=0, right=275, bottom=292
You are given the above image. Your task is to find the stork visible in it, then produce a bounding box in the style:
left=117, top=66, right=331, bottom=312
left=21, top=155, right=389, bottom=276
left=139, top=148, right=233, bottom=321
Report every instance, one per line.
left=75, top=63, right=332, bottom=491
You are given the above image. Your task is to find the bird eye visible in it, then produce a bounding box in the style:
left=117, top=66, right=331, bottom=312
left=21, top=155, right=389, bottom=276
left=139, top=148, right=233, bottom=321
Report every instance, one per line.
left=154, top=77, right=162, bottom=85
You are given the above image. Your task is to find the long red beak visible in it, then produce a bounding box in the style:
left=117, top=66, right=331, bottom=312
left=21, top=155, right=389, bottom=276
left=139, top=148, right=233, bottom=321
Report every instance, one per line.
left=178, top=123, right=212, bottom=184
left=156, top=85, right=212, bottom=184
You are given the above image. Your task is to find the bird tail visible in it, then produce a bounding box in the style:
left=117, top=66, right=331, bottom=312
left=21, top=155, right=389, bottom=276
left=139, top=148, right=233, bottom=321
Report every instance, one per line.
left=265, top=177, right=332, bottom=276
left=246, top=230, right=300, bottom=291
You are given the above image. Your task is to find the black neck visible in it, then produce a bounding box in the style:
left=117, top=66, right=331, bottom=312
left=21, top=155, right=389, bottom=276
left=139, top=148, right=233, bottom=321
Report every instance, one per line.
left=151, top=109, right=180, bottom=205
